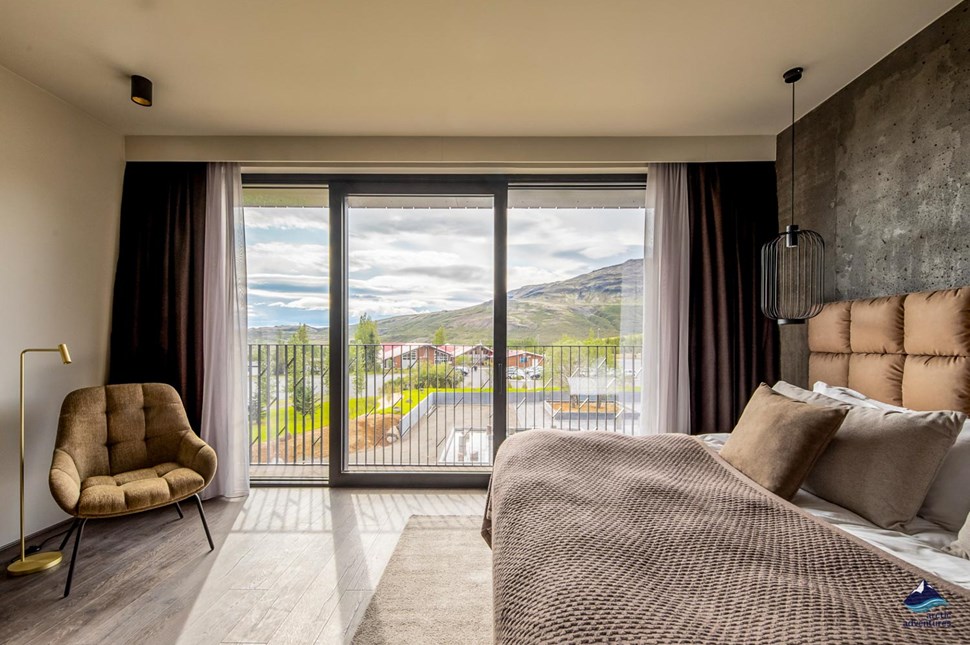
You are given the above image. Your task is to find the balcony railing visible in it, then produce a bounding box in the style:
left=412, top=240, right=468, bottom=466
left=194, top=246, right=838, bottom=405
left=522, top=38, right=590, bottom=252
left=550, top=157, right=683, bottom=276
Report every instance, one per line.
left=248, top=343, right=641, bottom=476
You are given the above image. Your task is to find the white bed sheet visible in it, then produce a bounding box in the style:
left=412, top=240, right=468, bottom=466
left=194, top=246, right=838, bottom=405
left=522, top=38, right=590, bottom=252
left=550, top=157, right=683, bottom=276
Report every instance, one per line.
left=700, top=433, right=970, bottom=589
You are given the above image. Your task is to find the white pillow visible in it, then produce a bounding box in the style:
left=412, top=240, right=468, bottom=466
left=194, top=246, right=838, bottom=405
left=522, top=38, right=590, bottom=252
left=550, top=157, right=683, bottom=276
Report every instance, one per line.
left=811, top=381, right=907, bottom=411
left=813, top=381, right=970, bottom=532
left=921, top=422, right=970, bottom=532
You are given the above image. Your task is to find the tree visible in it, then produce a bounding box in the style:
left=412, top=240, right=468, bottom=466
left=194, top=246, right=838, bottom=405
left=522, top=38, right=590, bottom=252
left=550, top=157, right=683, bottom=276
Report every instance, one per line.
left=386, top=363, right=463, bottom=390
left=354, top=313, right=380, bottom=372
left=288, top=324, right=315, bottom=417
left=433, top=325, right=446, bottom=345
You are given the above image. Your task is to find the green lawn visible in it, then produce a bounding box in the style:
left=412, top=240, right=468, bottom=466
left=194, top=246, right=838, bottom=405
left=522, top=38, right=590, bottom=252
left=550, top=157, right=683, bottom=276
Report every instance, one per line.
left=250, top=390, right=426, bottom=441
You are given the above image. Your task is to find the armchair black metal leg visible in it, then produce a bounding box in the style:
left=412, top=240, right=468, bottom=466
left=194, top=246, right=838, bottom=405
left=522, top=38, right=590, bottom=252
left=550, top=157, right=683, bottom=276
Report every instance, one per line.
left=58, top=518, right=80, bottom=552
left=63, top=518, right=88, bottom=598
left=191, top=494, right=214, bottom=551
left=174, top=502, right=184, bottom=519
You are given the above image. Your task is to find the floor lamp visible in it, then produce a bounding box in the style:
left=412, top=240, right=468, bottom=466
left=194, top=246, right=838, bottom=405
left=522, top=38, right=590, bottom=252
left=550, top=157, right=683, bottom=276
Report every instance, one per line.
left=7, top=344, right=72, bottom=576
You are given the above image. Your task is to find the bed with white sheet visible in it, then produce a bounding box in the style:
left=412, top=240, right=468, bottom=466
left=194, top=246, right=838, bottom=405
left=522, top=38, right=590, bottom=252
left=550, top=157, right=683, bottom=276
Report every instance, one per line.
left=700, top=431, right=970, bottom=589
left=485, top=287, right=970, bottom=644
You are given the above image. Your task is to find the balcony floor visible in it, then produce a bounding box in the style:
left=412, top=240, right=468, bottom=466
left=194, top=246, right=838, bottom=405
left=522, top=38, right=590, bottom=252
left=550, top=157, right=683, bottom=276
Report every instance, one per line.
left=0, top=488, right=486, bottom=645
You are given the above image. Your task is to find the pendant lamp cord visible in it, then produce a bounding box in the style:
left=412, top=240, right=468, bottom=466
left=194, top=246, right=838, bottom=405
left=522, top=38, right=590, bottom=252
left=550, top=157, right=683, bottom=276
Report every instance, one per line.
left=790, top=79, right=795, bottom=229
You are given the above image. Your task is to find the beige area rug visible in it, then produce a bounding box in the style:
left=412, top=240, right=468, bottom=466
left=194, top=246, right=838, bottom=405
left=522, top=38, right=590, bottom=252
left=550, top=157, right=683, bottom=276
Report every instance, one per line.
left=352, top=515, right=492, bottom=645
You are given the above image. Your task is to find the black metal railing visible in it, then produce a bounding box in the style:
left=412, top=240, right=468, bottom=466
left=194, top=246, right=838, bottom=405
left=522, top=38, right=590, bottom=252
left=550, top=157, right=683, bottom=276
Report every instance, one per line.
left=247, top=343, right=641, bottom=474
left=248, top=344, right=330, bottom=472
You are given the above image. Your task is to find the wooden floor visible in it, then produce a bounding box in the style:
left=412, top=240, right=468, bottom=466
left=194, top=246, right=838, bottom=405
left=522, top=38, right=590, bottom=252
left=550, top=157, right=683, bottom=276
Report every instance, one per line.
left=0, top=488, right=487, bottom=645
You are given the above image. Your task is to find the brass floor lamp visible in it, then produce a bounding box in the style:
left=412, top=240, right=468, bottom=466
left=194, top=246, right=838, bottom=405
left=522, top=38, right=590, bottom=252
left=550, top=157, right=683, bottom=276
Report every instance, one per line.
left=7, top=344, right=71, bottom=576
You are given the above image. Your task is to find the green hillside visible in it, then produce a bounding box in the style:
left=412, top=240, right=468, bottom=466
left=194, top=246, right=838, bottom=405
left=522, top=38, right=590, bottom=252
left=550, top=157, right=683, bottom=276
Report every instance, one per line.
left=248, top=258, right=643, bottom=345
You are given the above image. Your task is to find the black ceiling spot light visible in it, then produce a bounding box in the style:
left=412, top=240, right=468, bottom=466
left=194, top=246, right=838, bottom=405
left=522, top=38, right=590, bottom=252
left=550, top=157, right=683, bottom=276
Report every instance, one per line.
left=130, top=75, right=153, bottom=107
left=761, top=66, right=825, bottom=325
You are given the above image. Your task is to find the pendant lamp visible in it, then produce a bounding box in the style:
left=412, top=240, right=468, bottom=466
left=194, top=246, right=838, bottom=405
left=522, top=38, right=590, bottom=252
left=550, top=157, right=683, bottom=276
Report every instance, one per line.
left=761, top=66, right=825, bottom=325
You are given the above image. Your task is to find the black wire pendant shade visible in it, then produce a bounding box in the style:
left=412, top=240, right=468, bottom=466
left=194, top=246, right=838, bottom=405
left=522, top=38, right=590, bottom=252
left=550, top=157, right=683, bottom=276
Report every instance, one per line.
left=761, top=67, right=825, bottom=325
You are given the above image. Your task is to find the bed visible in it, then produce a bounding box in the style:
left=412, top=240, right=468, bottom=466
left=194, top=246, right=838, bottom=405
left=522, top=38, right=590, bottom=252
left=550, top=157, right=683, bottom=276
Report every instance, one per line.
left=484, top=287, right=970, bottom=644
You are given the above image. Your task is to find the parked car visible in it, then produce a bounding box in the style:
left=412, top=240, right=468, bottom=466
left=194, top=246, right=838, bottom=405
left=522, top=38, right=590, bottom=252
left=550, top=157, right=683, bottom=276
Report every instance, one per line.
left=527, top=366, right=543, bottom=380
left=507, top=367, right=526, bottom=379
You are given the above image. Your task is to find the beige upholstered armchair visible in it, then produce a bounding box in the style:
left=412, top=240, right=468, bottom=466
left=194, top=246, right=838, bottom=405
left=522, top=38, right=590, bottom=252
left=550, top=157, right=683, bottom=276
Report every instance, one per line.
left=49, top=383, right=217, bottom=596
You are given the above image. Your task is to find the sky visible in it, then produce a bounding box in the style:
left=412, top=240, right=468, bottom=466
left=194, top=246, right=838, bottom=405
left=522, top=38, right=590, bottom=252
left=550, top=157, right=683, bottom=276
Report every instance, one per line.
left=245, top=204, right=644, bottom=329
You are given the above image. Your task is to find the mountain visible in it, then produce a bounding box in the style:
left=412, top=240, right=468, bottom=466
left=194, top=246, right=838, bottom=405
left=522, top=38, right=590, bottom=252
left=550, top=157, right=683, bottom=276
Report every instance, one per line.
left=248, top=259, right=643, bottom=345
left=377, top=259, right=643, bottom=343
left=248, top=323, right=328, bottom=345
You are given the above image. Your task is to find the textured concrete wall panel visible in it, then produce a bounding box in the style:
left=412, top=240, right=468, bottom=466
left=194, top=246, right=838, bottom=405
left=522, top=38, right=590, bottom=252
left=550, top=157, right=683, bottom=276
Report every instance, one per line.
left=776, top=1, right=970, bottom=386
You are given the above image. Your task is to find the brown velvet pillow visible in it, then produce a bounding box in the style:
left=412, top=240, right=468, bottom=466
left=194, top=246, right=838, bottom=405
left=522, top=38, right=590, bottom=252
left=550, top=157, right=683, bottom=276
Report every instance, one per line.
left=772, top=380, right=966, bottom=530
left=802, top=406, right=964, bottom=530
left=720, top=384, right=848, bottom=500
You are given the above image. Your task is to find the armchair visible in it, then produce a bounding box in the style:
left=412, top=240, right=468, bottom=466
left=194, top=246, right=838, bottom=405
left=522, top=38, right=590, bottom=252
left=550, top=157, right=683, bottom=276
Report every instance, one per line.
left=49, top=383, right=217, bottom=596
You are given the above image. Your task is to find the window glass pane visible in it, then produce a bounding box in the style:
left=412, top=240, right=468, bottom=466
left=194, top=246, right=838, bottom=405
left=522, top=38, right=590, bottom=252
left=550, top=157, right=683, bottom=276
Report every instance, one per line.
left=345, top=193, right=494, bottom=473
left=243, top=186, right=329, bottom=480
left=507, top=186, right=645, bottom=435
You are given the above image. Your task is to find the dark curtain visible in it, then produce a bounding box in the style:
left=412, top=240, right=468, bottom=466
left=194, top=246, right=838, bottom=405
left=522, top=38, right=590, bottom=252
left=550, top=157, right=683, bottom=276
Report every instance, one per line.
left=686, top=162, right=779, bottom=434
left=109, top=162, right=207, bottom=432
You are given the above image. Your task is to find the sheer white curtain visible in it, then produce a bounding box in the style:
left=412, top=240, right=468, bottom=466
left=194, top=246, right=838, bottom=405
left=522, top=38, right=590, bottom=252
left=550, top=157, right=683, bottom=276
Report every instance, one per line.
left=201, top=163, right=250, bottom=498
left=641, top=163, right=691, bottom=434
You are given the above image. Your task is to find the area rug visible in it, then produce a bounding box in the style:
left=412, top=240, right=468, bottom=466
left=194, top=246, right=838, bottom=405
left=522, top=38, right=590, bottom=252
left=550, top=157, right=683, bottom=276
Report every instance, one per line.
left=351, top=515, right=492, bottom=644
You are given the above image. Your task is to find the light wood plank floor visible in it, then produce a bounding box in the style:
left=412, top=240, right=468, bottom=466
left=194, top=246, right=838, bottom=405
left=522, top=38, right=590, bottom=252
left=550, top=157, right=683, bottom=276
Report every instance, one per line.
left=0, top=488, right=487, bottom=645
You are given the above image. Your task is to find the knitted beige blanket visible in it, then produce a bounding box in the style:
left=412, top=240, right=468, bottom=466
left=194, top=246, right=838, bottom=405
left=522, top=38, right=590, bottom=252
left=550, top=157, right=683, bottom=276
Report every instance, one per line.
left=485, top=431, right=970, bottom=644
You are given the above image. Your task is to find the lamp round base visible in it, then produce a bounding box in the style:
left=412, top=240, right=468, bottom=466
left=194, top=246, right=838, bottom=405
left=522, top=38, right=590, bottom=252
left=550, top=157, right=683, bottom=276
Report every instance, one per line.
left=6, top=551, right=62, bottom=576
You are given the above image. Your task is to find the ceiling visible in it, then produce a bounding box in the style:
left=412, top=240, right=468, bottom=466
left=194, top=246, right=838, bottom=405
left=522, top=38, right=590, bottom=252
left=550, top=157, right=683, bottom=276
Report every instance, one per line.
left=0, top=0, right=959, bottom=137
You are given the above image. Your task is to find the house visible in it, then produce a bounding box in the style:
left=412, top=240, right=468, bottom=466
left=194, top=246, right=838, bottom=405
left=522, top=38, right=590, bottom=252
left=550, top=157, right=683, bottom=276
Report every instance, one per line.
left=507, top=349, right=544, bottom=370
left=380, top=343, right=453, bottom=369
left=443, top=344, right=494, bottom=366
left=1, top=1, right=967, bottom=643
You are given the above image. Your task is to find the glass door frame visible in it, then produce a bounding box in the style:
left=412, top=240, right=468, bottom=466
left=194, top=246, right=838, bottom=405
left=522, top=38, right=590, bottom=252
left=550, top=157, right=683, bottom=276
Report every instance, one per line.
left=328, top=177, right=507, bottom=487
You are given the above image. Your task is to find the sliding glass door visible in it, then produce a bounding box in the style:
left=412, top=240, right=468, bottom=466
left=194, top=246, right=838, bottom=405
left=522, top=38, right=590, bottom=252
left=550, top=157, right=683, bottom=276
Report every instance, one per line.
left=241, top=174, right=645, bottom=486
left=328, top=180, right=505, bottom=486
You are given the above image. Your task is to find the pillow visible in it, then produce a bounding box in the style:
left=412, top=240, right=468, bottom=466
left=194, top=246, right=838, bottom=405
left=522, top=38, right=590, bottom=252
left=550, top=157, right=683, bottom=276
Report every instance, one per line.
left=945, top=523, right=970, bottom=560
left=720, top=384, right=847, bottom=500
left=920, top=421, right=970, bottom=531
left=814, top=380, right=970, bottom=532
left=812, top=381, right=907, bottom=411
left=775, top=381, right=850, bottom=409
left=803, top=406, right=965, bottom=530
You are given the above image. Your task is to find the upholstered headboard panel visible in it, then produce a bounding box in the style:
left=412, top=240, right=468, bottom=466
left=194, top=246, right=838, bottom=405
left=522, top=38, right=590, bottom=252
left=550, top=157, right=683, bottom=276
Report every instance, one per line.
left=807, top=287, right=970, bottom=415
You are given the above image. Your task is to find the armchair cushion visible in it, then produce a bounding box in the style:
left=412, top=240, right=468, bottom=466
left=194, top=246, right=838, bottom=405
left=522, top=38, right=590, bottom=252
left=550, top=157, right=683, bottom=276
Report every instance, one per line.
left=78, top=463, right=205, bottom=517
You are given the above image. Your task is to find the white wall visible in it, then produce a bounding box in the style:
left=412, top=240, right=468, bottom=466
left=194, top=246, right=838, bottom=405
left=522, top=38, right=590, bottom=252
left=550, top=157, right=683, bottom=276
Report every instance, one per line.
left=0, top=65, right=123, bottom=547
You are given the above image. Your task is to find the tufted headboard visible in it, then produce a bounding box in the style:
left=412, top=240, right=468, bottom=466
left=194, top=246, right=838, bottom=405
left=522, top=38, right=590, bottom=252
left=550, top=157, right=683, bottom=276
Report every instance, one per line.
left=807, top=287, right=970, bottom=415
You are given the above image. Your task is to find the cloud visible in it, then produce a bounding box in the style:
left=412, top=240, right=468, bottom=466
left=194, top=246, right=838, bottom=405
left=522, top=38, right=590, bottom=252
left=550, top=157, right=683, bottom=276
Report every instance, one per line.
left=245, top=207, right=328, bottom=230
left=396, top=265, right=489, bottom=282
left=269, top=296, right=329, bottom=311
left=247, top=242, right=328, bottom=276
left=349, top=248, right=465, bottom=272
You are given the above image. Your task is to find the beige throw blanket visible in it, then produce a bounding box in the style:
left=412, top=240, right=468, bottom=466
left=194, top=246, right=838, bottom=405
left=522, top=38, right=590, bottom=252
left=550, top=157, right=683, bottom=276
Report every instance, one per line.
left=485, top=431, right=970, bottom=644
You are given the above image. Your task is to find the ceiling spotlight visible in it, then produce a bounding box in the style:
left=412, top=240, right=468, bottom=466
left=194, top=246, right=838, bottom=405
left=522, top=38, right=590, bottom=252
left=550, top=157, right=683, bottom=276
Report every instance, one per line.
left=130, top=75, right=152, bottom=107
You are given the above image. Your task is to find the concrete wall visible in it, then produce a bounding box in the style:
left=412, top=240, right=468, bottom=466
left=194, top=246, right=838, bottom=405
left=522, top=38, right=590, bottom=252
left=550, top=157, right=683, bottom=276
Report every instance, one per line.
left=0, top=65, right=123, bottom=547
left=777, top=1, right=970, bottom=386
